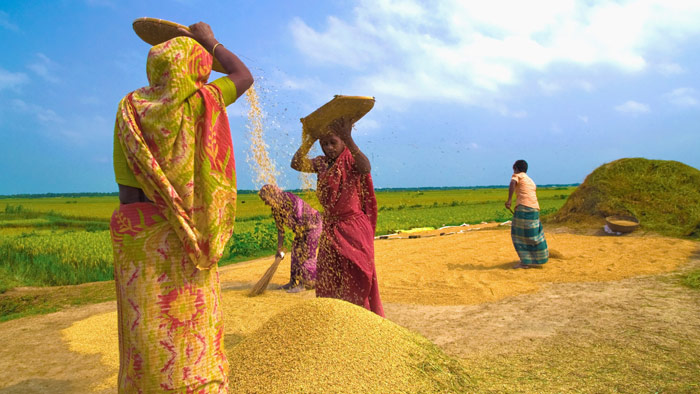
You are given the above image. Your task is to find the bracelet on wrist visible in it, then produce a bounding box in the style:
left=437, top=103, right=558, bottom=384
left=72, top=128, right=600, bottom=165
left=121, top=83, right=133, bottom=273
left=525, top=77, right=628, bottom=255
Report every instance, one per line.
left=211, top=42, right=223, bottom=54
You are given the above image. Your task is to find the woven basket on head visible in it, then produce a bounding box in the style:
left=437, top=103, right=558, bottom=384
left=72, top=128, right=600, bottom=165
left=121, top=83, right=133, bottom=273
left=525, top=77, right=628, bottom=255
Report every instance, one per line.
left=300, top=95, right=375, bottom=139
left=132, top=17, right=226, bottom=73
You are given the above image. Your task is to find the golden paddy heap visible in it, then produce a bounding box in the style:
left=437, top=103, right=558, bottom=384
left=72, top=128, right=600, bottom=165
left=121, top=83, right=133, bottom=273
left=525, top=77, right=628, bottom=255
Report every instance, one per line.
left=228, top=298, right=470, bottom=393
left=62, top=227, right=698, bottom=392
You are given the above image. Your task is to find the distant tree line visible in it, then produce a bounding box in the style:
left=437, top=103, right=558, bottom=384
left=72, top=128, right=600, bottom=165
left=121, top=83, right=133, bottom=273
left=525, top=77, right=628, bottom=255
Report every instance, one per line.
left=0, top=192, right=119, bottom=199
left=1, top=185, right=580, bottom=199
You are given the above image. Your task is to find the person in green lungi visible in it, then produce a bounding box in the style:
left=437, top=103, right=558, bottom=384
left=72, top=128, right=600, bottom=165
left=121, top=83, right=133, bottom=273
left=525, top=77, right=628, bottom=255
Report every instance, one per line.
left=505, top=160, right=549, bottom=269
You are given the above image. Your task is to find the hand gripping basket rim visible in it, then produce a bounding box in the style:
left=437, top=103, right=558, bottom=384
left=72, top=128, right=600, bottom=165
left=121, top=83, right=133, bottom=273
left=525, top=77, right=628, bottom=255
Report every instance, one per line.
left=300, top=95, right=375, bottom=139
left=132, top=17, right=226, bottom=73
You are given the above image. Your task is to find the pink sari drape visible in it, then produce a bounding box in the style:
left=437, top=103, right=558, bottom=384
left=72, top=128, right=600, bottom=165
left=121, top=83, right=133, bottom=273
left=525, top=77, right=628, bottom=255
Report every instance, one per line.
left=314, top=148, right=384, bottom=316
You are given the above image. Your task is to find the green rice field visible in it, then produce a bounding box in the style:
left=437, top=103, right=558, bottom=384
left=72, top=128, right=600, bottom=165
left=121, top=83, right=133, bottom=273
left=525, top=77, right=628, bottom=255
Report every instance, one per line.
left=0, top=186, right=575, bottom=293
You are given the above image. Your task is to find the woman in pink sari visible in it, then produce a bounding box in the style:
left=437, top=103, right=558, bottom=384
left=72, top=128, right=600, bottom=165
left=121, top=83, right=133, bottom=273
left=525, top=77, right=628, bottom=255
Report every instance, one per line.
left=291, top=118, right=384, bottom=317
left=111, top=22, right=252, bottom=393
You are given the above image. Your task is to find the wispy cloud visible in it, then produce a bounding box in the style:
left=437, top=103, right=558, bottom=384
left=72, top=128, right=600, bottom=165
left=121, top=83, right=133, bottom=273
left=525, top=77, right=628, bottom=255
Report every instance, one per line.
left=279, top=74, right=331, bottom=97
left=465, top=142, right=480, bottom=150
left=578, top=115, right=589, bottom=123
left=80, top=96, right=101, bottom=106
left=0, top=11, right=19, bottom=32
left=538, top=80, right=561, bottom=95
left=575, top=80, right=595, bottom=93
left=290, top=0, right=700, bottom=112
left=11, top=99, right=65, bottom=125
left=663, top=87, right=699, bottom=107
left=10, top=98, right=112, bottom=145
left=538, top=79, right=593, bottom=95
left=550, top=122, right=562, bottom=134
left=615, top=100, right=650, bottom=115
left=0, top=67, right=29, bottom=91
left=657, top=62, right=685, bottom=76
left=497, top=106, right=527, bottom=118
left=84, top=0, right=115, bottom=8
left=353, top=117, right=380, bottom=135
left=28, top=53, right=61, bottom=84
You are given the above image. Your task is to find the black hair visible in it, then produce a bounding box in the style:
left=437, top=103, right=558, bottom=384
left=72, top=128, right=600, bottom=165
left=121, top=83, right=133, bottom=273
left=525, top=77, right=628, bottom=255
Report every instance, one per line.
left=513, top=160, right=528, bottom=173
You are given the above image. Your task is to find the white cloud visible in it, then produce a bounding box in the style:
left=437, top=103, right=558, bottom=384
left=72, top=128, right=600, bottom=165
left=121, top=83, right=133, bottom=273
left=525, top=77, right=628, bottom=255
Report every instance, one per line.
left=290, top=17, right=384, bottom=70
left=578, top=115, right=589, bottom=123
left=538, top=80, right=561, bottom=95
left=496, top=106, right=527, bottom=118
left=0, top=11, right=19, bottom=32
left=59, top=114, right=111, bottom=145
left=538, top=79, right=593, bottom=95
left=0, top=67, right=29, bottom=90
left=28, top=53, right=61, bottom=84
left=657, top=62, right=685, bottom=76
left=663, top=87, right=699, bottom=107
left=353, top=117, right=380, bottom=135
left=80, top=96, right=101, bottom=106
left=10, top=98, right=112, bottom=145
left=11, top=99, right=65, bottom=125
left=280, top=74, right=331, bottom=96
left=615, top=100, right=650, bottom=114
left=575, top=80, right=594, bottom=93
left=84, top=0, right=115, bottom=7
left=289, top=0, right=700, bottom=112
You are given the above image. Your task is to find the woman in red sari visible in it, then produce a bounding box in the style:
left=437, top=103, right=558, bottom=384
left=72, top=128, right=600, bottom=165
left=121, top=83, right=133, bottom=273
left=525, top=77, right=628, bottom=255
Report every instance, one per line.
left=291, top=118, right=384, bottom=317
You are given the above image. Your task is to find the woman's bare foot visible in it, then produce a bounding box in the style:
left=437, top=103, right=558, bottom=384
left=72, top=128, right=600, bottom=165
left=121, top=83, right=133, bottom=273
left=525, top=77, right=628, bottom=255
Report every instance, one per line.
left=512, top=263, right=531, bottom=269
left=286, top=284, right=305, bottom=293
left=280, top=280, right=295, bottom=290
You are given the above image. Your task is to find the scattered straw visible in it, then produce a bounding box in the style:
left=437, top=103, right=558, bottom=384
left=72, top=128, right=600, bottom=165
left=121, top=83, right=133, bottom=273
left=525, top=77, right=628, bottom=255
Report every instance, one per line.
left=373, top=229, right=698, bottom=306
left=219, top=229, right=698, bottom=307
left=61, top=311, right=119, bottom=391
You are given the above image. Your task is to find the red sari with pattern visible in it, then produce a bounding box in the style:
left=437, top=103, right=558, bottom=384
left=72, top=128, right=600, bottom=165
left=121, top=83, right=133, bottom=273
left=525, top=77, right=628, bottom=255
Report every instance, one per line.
left=312, top=148, right=384, bottom=317
left=111, top=37, right=235, bottom=393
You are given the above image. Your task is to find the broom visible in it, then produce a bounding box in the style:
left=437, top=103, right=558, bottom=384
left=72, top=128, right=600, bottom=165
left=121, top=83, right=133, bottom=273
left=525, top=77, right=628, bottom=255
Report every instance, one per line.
left=249, top=251, right=285, bottom=297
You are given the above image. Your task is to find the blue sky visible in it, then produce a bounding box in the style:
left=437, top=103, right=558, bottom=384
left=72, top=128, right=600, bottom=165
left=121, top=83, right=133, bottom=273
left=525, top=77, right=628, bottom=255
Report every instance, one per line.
left=1, top=0, right=699, bottom=194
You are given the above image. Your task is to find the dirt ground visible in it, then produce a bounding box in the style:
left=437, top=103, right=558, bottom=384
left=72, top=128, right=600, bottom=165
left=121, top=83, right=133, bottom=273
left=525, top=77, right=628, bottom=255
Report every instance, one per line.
left=1, top=226, right=698, bottom=393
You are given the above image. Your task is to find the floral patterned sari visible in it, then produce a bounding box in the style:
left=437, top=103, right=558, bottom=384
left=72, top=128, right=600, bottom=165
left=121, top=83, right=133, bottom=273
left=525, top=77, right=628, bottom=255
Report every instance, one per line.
left=111, top=37, right=235, bottom=393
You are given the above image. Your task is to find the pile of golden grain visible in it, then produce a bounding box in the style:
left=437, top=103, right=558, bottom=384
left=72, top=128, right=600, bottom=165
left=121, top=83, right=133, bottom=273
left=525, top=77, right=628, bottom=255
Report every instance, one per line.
left=227, top=298, right=471, bottom=393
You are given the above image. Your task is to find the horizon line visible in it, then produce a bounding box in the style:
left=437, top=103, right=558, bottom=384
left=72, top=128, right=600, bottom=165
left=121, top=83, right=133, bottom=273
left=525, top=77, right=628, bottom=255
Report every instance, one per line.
left=0, top=183, right=580, bottom=199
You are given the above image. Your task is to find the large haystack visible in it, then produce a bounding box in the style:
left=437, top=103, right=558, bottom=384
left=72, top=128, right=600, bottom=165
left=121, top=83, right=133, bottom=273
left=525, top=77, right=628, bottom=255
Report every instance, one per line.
left=552, top=158, right=700, bottom=237
left=228, top=298, right=472, bottom=393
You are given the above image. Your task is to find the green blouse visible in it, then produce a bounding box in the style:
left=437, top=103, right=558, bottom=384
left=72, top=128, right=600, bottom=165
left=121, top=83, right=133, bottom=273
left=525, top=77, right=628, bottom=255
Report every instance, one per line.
left=114, top=77, right=237, bottom=188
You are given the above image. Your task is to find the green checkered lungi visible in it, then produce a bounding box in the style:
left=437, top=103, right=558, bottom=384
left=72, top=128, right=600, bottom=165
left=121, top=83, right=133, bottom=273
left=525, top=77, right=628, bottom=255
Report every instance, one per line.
left=511, top=205, right=549, bottom=265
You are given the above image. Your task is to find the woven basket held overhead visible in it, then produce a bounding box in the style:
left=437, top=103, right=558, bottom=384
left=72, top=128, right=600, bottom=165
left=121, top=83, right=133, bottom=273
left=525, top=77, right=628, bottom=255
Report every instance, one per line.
left=132, top=17, right=226, bottom=73
left=300, top=95, right=375, bottom=139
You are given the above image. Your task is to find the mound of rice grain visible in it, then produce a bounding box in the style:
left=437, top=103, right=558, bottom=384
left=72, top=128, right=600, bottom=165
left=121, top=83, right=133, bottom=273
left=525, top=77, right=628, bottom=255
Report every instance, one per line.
left=228, top=298, right=471, bottom=393
left=552, top=158, right=700, bottom=238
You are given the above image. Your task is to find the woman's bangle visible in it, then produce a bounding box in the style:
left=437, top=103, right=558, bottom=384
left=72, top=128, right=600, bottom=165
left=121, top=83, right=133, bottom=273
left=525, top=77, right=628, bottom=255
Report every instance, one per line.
left=211, top=42, right=223, bottom=55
